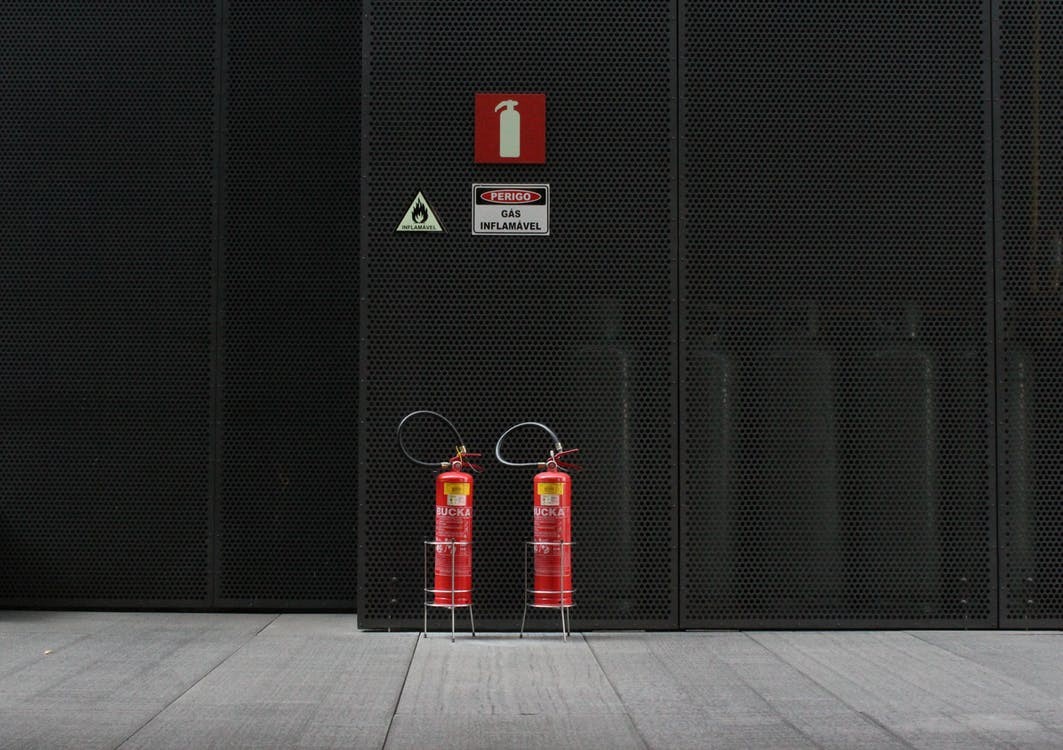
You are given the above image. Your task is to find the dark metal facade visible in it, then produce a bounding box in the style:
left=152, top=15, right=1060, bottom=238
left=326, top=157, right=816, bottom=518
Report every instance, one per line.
left=679, top=2, right=995, bottom=627
left=217, top=2, right=360, bottom=609
left=0, top=1, right=359, bottom=611
left=0, top=2, right=1059, bottom=627
left=0, top=2, right=215, bottom=607
left=997, top=1, right=1063, bottom=627
left=359, top=0, right=677, bottom=630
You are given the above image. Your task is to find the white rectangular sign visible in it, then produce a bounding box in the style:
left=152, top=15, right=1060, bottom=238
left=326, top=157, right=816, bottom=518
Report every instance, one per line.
left=472, top=184, right=549, bottom=235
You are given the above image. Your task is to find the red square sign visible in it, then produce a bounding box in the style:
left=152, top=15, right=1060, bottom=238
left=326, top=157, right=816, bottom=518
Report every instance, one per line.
left=475, top=93, right=546, bottom=164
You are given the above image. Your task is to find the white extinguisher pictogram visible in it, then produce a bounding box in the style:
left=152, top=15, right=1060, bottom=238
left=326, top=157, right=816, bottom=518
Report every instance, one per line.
left=495, top=99, right=521, bottom=158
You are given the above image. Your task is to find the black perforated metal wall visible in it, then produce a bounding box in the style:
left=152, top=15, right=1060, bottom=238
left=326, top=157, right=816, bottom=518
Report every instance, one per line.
left=680, top=2, right=995, bottom=627
left=3, top=2, right=1058, bottom=627
left=998, top=1, right=1063, bottom=627
left=0, top=2, right=359, bottom=611
left=360, top=0, right=676, bottom=629
left=218, top=1, right=360, bottom=609
left=0, top=2, right=215, bottom=606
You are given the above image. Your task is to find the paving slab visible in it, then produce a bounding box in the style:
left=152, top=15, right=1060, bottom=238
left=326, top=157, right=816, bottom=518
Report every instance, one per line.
left=0, top=611, right=130, bottom=635
left=0, top=706, right=149, bottom=750
left=385, top=633, right=644, bottom=749
left=586, top=632, right=907, bottom=750
left=4, top=615, right=1063, bottom=750
left=0, top=612, right=275, bottom=750
left=0, top=631, right=97, bottom=679
left=395, top=633, right=625, bottom=716
left=121, top=615, right=417, bottom=750
left=910, top=631, right=1063, bottom=697
left=385, top=714, right=645, bottom=750
left=751, top=631, right=1063, bottom=749
left=256, top=613, right=361, bottom=638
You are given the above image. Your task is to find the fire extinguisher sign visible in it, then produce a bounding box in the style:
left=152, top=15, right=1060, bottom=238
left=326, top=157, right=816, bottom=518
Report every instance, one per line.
left=474, top=93, right=546, bottom=164
left=471, top=185, right=550, bottom=236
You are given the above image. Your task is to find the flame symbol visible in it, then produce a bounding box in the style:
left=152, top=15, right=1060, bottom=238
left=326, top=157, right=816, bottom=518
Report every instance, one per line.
left=412, top=201, right=428, bottom=224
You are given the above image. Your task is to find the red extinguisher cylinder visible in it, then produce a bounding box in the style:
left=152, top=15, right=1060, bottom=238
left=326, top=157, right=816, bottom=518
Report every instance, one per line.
left=434, top=468, right=474, bottom=606
left=533, top=469, right=572, bottom=606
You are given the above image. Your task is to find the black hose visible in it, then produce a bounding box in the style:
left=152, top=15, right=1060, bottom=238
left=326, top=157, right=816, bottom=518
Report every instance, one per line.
left=495, top=422, right=563, bottom=467
left=397, top=410, right=465, bottom=467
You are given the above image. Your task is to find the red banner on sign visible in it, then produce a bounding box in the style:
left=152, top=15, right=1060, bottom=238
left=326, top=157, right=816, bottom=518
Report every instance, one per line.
left=475, top=93, right=546, bottom=164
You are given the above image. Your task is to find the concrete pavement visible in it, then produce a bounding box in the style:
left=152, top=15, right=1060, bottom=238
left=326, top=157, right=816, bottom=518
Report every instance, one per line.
left=2, top=612, right=1063, bottom=749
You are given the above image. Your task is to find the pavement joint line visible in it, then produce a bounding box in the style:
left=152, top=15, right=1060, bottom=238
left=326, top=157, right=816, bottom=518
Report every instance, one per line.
left=849, top=631, right=1043, bottom=718
left=113, top=613, right=281, bottom=750
left=902, top=631, right=1063, bottom=746
left=746, top=632, right=920, bottom=750
left=584, top=632, right=651, bottom=750
left=899, top=631, right=1057, bottom=713
left=380, top=629, right=421, bottom=749
left=731, top=632, right=827, bottom=750
left=756, top=632, right=1063, bottom=750
left=764, top=632, right=956, bottom=714
left=855, top=711, right=920, bottom=750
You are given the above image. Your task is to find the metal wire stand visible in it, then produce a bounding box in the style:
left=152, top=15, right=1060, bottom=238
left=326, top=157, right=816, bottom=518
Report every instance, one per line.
left=520, top=541, right=575, bottom=641
left=423, top=540, right=475, bottom=642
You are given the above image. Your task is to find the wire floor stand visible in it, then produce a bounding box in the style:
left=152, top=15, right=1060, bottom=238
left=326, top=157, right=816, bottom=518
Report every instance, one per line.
left=423, top=540, right=475, bottom=642
left=520, top=540, right=574, bottom=641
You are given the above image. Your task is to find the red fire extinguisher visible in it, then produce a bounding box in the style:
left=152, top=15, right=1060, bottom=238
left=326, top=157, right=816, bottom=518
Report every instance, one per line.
left=398, top=411, right=482, bottom=626
left=496, top=422, right=581, bottom=616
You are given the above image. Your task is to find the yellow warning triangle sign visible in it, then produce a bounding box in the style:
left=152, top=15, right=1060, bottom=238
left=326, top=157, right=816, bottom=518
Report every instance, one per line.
left=396, top=192, right=444, bottom=232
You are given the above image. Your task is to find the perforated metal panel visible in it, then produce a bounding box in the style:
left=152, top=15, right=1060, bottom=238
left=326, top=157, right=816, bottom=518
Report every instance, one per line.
left=218, top=1, right=360, bottom=608
left=360, top=0, right=676, bottom=629
left=998, top=0, right=1063, bottom=627
left=680, top=2, right=995, bottom=626
left=2, top=1, right=1055, bottom=626
left=0, top=2, right=214, bottom=606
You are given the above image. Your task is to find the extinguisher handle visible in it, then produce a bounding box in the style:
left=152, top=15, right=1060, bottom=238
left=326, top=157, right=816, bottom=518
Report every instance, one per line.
left=397, top=410, right=471, bottom=468
left=452, top=450, right=483, bottom=474
left=550, top=447, right=582, bottom=472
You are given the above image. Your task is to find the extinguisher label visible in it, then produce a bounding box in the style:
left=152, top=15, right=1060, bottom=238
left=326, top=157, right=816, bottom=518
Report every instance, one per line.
left=443, top=482, right=470, bottom=495
left=446, top=495, right=467, bottom=506
left=437, top=506, right=472, bottom=517
left=537, top=483, right=564, bottom=495
left=540, top=494, right=560, bottom=506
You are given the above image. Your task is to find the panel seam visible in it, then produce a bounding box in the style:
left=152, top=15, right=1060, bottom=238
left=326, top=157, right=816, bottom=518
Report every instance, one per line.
left=209, top=0, right=228, bottom=609
left=673, top=0, right=683, bottom=630
left=988, top=0, right=1003, bottom=628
